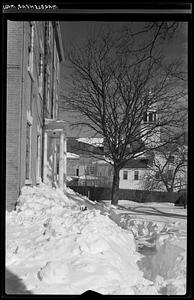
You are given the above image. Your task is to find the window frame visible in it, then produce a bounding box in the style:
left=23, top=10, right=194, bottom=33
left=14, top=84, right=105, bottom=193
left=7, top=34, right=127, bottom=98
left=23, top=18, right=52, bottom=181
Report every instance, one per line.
left=143, top=110, right=157, bottom=124
left=123, top=170, right=128, bottom=180
left=89, top=166, right=95, bottom=176
left=134, top=170, right=139, bottom=181
left=25, top=112, right=33, bottom=185
left=76, top=167, right=79, bottom=177
left=36, top=126, right=42, bottom=184
left=46, top=66, right=51, bottom=112
left=38, top=41, right=44, bottom=97
left=28, top=21, right=35, bottom=79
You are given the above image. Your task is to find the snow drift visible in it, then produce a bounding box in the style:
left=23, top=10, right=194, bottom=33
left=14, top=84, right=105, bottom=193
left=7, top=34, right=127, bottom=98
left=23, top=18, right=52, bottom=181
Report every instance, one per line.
left=6, top=183, right=186, bottom=295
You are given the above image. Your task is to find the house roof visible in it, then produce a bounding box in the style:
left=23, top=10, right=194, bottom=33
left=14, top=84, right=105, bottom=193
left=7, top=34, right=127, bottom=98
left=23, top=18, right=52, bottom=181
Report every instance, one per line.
left=122, top=157, right=153, bottom=169
left=67, top=137, right=104, bottom=156
left=66, top=152, right=80, bottom=159
left=77, top=137, right=104, bottom=147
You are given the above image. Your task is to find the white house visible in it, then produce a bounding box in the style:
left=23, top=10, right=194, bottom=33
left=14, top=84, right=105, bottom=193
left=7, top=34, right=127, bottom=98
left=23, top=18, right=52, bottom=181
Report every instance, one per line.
left=119, top=157, right=152, bottom=190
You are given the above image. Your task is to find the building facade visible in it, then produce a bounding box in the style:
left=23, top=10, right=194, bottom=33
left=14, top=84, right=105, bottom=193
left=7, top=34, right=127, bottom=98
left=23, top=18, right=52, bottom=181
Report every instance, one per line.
left=6, top=21, right=66, bottom=211
left=66, top=138, right=112, bottom=187
left=119, top=157, right=152, bottom=190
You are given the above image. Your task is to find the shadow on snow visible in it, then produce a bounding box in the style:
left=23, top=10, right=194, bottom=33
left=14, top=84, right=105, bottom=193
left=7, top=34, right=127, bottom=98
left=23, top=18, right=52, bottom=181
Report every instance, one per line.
left=5, top=268, right=32, bottom=295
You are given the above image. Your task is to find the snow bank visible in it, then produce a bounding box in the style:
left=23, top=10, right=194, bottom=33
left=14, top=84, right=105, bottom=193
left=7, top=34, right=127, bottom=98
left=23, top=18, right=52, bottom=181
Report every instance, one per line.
left=105, top=201, right=187, bottom=295
left=6, top=183, right=159, bottom=295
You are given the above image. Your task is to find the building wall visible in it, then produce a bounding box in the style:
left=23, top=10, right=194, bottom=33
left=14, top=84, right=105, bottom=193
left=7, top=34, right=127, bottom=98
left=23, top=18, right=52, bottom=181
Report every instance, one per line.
left=43, top=22, right=62, bottom=187
left=67, top=157, right=80, bottom=177
left=66, top=156, right=113, bottom=187
left=6, top=22, right=23, bottom=210
left=6, top=21, right=63, bottom=211
left=119, top=168, right=146, bottom=190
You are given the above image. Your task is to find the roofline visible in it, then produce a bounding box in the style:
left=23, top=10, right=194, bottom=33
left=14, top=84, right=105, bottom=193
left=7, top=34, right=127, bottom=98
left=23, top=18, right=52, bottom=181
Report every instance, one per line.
left=122, top=167, right=148, bottom=170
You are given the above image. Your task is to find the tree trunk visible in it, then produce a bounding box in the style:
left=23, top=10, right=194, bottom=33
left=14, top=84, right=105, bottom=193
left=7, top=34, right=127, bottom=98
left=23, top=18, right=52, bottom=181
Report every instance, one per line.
left=111, top=166, right=121, bottom=206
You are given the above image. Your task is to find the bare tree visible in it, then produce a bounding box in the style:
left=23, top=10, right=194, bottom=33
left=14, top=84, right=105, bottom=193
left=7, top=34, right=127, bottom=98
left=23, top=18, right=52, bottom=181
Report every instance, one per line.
left=142, top=142, right=187, bottom=192
left=60, top=22, right=187, bottom=205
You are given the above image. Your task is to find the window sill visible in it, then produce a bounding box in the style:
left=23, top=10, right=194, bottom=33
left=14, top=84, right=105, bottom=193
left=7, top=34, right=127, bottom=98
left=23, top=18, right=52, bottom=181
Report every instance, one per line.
left=25, top=179, right=32, bottom=186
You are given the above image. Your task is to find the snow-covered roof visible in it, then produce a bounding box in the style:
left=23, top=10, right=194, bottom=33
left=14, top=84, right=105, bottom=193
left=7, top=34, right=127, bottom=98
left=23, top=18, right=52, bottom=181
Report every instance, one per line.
left=66, top=152, right=80, bottom=159
left=92, top=160, right=109, bottom=165
left=77, top=137, right=104, bottom=147
left=122, top=158, right=151, bottom=169
left=79, top=175, right=99, bottom=180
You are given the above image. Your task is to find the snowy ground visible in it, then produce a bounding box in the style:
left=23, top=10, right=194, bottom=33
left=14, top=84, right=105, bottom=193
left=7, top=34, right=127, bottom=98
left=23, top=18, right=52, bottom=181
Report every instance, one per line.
left=6, top=184, right=187, bottom=295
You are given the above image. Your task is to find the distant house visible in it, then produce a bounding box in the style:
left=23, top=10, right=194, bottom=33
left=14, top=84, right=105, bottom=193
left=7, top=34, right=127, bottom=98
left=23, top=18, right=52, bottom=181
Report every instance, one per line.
left=66, top=138, right=157, bottom=190
left=66, top=137, right=112, bottom=187
left=6, top=21, right=65, bottom=211
left=119, top=156, right=153, bottom=190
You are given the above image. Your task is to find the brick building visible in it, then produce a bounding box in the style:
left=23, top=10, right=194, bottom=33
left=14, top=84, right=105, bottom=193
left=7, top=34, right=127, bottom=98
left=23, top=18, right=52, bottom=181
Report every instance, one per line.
left=6, top=21, right=66, bottom=211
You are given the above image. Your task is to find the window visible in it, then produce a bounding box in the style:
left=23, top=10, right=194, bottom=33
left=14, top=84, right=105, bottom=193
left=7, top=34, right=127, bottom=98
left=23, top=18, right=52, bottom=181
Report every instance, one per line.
left=85, top=165, right=95, bottom=176
left=143, top=111, right=157, bottom=124
left=134, top=170, right=139, bottom=180
left=143, top=112, right=147, bottom=123
left=55, top=95, right=58, bottom=120
left=46, top=67, right=51, bottom=111
left=123, top=171, right=128, bottom=180
left=25, top=123, right=31, bottom=181
left=148, top=112, right=156, bottom=123
left=48, top=22, right=52, bottom=45
left=38, top=52, right=43, bottom=96
left=28, top=22, right=35, bottom=76
left=36, top=134, right=41, bottom=183
left=30, top=79, right=33, bottom=114
left=56, top=53, right=59, bottom=98
left=51, top=79, right=55, bottom=118
left=76, top=168, right=79, bottom=177
left=90, top=166, right=95, bottom=176
left=57, top=162, right=59, bottom=175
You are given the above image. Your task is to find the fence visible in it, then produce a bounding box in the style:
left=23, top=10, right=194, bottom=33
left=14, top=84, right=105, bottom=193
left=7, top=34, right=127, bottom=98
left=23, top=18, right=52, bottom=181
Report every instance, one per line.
left=67, top=185, right=179, bottom=203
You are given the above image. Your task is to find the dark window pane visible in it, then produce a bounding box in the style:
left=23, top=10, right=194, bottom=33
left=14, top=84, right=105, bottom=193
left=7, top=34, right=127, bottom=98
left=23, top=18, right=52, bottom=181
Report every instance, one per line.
left=143, top=112, right=147, bottom=122
left=123, top=171, right=128, bottom=180
left=134, top=170, right=139, bottom=180
left=25, top=123, right=31, bottom=180
left=149, top=112, right=153, bottom=123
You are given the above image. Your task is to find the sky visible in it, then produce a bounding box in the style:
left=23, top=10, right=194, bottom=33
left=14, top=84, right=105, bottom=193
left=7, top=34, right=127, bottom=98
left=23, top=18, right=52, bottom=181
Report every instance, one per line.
left=58, top=21, right=188, bottom=138
left=59, top=21, right=188, bottom=62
